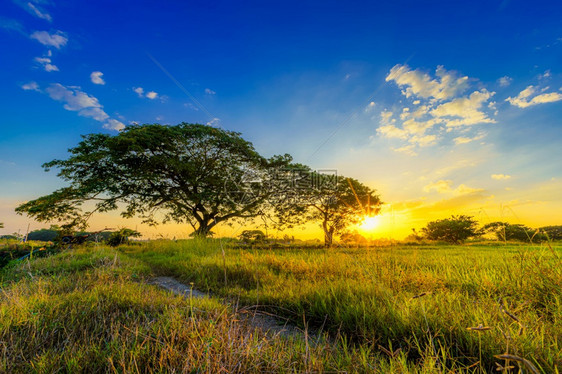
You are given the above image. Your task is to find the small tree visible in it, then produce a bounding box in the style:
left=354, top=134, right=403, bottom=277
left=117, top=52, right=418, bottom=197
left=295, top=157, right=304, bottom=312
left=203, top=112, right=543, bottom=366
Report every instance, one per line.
left=422, top=215, right=481, bottom=244
left=539, top=225, right=562, bottom=241
left=275, top=173, right=382, bottom=247
left=238, top=230, right=267, bottom=244
left=482, top=222, right=545, bottom=242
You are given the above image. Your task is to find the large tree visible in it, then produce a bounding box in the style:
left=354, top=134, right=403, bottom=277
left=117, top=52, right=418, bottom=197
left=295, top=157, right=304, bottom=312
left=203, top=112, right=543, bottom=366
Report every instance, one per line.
left=16, top=123, right=292, bottom=237
left=275, top=173, right=382, bottom=247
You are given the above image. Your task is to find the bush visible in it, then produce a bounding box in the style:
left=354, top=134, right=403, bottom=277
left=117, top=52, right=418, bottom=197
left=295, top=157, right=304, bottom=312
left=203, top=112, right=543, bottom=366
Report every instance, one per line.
left=238, top=230, right=267, bottom=244
left=106, top=229, right=141, bottom=247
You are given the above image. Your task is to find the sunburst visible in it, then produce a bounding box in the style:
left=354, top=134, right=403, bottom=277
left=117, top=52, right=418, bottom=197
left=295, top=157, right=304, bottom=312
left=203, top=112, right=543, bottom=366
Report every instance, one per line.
left=359, top=216, right=380, bottom=232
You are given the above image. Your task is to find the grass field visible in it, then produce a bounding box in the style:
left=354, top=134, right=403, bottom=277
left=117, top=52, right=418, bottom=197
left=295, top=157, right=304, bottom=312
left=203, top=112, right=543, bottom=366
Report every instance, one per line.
left=1, top=240, right=560, bottom=373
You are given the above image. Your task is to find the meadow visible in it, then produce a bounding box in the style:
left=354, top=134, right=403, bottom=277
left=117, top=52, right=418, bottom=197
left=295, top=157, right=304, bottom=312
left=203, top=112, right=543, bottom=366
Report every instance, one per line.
left=0, top=240, right=560, bottom=373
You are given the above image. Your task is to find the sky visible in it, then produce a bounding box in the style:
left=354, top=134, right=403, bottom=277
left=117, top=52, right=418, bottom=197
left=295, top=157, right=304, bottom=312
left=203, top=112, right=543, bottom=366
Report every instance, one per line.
left=1, top=0, right=562, bottom=240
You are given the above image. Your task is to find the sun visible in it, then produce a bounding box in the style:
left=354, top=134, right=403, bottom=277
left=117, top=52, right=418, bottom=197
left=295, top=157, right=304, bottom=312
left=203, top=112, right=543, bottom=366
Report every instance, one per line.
left=359, top=216, right=380, bottom=232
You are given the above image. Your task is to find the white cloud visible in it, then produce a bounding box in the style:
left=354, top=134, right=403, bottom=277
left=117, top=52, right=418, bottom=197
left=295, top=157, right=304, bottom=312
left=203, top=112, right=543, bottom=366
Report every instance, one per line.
left=378, top=124, right=408, bottom=139
left=540, top=70, right=551, bottom=79
left=78, top=107, right=109, bottom=121
left=424, top=180, right=453, bottom=193
left=491, top=174, right=511, bottom=180
left=26, top=3, right=52, bottom=22
left=30, top=30, right=67, bottom=49
left=497, top=76, right=512, bottom=87
left=376, top=110, right=409, bottom=140
left=386, top=64, right=469, bottom=100
left=453, top=132, right=485, bottom=145
left=12, top=1, right=52, bottom=22
left=21, top=81, right=40, bottom=91
left=184, top=102, right=199, bottom=111
left=392, top=144, right=417, bottom=156
left=146, top=91, right=158, bottom=99
left=377, top=65, right=496, bottom=154
left=204, top=88, right=216, bottom=95
left=409, top=134, right=437, bottom=146
left=46, top=84, right=102, bottom=112
left=380, top=110, right=394, bottom=125
left=206, top=117, right=221, bottom=126
left=44, top=83, right=123, bottom=131
left=34, top=56, right=58, bottom=72
left=364, top=101, right=376, bottom=113
left=134, top=87, right=159, bottom=99
left=401, top=117, right=438, bottom=136
left=90, top=71, right=105, bottom=85
left=455, top=184, right=484, bottom=195
left=431, top=89, right=495, bottom=128
left=424, top=180, right=483, bottom=195
left=104, top=119, right=125, bottom=131
left=506, top=85, right=562, bottom=108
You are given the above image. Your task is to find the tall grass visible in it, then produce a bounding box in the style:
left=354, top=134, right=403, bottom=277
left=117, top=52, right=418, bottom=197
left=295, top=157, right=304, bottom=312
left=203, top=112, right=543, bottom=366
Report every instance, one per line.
left=125, top=240, right=562, bottom=372
left=0, top=246, right=458, bottom=373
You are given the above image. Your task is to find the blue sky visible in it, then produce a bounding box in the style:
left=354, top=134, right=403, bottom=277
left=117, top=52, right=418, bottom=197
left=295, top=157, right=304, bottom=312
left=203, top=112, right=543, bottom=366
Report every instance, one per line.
left=1, top=0, right=562, bottom=238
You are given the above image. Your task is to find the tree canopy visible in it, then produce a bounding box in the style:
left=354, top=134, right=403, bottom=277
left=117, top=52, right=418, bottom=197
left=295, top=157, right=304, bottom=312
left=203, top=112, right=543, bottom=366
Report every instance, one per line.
left=26, top=227, right=59, bottom=242
left=482, top=222, right=546, bottom=243
left=16, top=123, right=292, bottom=237
left=275, top=173, right=382, bottom=246
left=539, top=225, right=562, bottom=241
left=421, top=215, right=481, bottom=244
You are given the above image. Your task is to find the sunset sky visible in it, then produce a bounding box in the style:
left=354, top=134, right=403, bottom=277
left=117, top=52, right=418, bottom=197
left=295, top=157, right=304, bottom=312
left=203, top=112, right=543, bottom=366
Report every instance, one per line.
left=1, top=0, right=562, bottom=239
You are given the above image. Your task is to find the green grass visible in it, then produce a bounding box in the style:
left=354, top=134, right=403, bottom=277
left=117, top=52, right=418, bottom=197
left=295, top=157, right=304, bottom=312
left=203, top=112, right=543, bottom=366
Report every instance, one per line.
left=0, top=241, right=559, bottom=372
left=123, top=239, right=562, bottom=373
left=1, top=245, right=455, bottom=373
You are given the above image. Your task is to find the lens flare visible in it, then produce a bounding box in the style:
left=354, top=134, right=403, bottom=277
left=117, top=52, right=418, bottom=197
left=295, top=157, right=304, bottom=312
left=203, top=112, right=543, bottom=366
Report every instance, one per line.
left=359, top=216, right=379, bottom=232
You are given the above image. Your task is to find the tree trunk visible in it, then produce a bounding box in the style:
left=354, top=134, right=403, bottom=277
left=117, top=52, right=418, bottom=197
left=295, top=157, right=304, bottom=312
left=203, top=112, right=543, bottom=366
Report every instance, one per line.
left=192, top=220, right=215, bottom=238
left=322, top=220, right=334, bottom=247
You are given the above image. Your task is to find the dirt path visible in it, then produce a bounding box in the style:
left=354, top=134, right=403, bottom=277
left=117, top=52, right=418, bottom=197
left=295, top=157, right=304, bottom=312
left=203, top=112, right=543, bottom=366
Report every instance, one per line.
left=148, top=276, right=312, bottom=340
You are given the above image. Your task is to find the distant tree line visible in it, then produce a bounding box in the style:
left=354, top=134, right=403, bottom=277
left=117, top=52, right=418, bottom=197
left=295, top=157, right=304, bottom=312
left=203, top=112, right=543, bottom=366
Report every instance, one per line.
left=4, top=225, right=141, bottom=247
left=415, top=215, right=561, bottom=244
